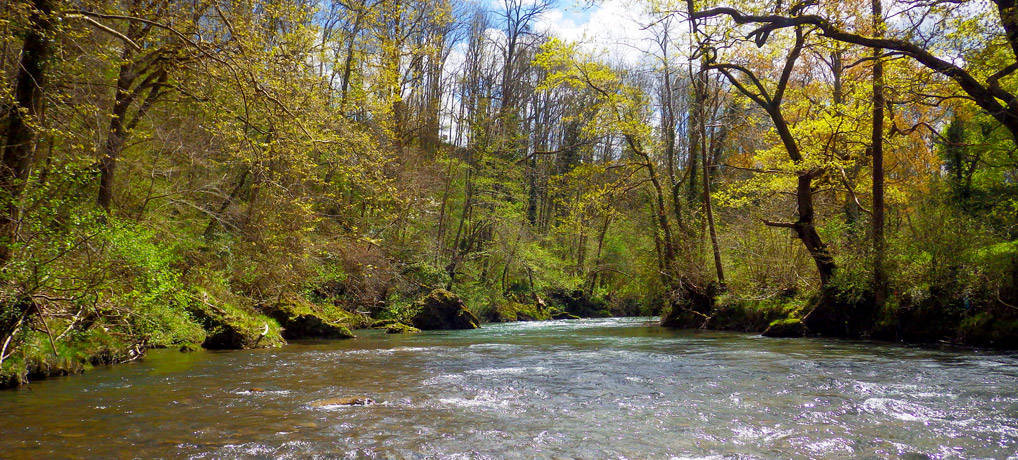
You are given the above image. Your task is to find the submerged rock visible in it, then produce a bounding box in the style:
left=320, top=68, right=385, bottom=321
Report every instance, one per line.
left=410, top=289, right=480, bottom=330
left=311, top=396, right=375, bottom=407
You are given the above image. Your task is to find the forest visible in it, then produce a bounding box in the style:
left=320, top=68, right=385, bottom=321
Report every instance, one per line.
left=1, top=0, right=1017, bottom=387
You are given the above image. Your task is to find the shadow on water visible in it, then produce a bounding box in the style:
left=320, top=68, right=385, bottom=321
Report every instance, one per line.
left=1, top=317, right=1017, bottom=458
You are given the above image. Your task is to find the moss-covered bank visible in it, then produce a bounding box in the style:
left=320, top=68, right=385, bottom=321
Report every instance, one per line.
left=0, top=291, right=367, bottom=389
left=661, top=290, right=1018, bottom=349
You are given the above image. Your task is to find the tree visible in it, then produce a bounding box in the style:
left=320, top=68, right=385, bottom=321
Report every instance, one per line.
left=0, top=0, right=55, bottom=266
left=700, top=24, right=837, bottom=285
left=691, top=0, right=1018, bottom=145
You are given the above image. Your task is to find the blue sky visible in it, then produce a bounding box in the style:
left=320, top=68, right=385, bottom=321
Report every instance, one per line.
left=532, top=0, right=659, bottom=65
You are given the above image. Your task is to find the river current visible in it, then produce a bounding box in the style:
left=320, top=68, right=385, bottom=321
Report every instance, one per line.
left=1, top=317, right=1017, bottom=458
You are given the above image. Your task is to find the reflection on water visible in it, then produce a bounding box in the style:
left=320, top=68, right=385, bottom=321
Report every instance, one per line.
left=1, top=318, right=1017, bottom=458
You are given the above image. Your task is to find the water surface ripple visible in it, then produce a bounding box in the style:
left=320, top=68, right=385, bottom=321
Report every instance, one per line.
left=2, top=317, right=1017, bottom=458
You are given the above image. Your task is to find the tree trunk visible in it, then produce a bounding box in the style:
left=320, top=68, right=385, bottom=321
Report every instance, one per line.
left=871, top=0, right=887, bottom=306
left=98, top=59, right=133, bottom=212
left=586, top=214, right=611, bottom=295
left=695, top=70, right=726, bottom=289
left=0, top=0, right=55, bottom=265
left=98, top=54, right=166, bottom=212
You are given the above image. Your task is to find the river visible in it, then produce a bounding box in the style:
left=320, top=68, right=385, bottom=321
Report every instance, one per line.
left=1, top=317, right=1017, bottom=458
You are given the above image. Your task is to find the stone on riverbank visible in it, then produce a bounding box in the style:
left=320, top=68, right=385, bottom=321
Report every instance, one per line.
left=762, top=318, right=806, bottom=337
left=410, top=289, right=479, bottom=330
left=187, top=290, right=285, bottom=349
left=385, top=323, right=421, bottom=334
left=487, top=301, right=550, bottom=322
left=263, top=297, right=356, bottom=340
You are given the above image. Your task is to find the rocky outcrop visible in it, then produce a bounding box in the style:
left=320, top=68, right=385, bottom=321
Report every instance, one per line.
left=263, top=297, right=356, bottom=340
left=762, top=318, right=806, bottom=337
left=385, top=323, right=421, bottom=334
left=486, top=301, right=550, bottom=322
left=410, top=289, right=479, bottom=330
left=187, top=291, right=285, bottom=349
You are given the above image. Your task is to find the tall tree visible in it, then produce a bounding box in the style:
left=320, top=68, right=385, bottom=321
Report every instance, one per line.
left=870, top=0, right=886, bottom=306
left=0, top=0, right=55, bottom=265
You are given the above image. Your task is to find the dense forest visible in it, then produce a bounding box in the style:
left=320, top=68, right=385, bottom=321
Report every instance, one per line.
left=1, top=0, right=1016, bottom=387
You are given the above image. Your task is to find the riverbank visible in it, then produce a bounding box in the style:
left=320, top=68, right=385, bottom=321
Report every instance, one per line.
left=5, top=283, right=1017, bottom=389
left=0, top=292, right=370, bottom=388
left=660, top=290, right=1018, bottom=349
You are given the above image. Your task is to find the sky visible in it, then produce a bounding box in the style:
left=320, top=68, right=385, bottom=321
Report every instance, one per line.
left=439, top=0, right=667, bottom=143
left=532, top=0, right=660, bottom=66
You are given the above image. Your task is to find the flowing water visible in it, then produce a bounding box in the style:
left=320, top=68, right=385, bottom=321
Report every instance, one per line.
left=2, top=317, right=1018, bottom=458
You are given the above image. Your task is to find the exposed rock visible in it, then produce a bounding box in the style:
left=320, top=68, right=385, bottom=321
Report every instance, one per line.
left=486, top=301, right=551, bottom=322
left=659, top=284, right=718, bottom=328
left=385, top=323, right=421, bottom=334
left=370, top=319, right=400, bottom=329
left=762, top=318, right=807, bottom=338
left=800, top=287, right=877, bottom=338
left=311, top=396, right=375, bottom=407
left=410, top=289, right=480, bottom=330
left=263, top=297, right=356, bottom=340
left=187, top=291, right=285, bottom=349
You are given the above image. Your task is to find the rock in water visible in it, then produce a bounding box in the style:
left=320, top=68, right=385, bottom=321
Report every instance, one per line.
left=263, top=297, right=356, bottom=340
left=762, top=318, right=807, bottom=338
left=410, top=289, right=480, bottom=330
left=385, top=323, right=421, bottom=334
left=311, top=397, right=375, bottom=407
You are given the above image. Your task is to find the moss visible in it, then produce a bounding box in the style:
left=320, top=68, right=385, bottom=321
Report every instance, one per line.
left=187, top=289, right=285, bottom=349
left=370, top=319, right=400, bottom=328
left=410, top=289, right=480, bottom=330
left=487, top=301, right=551, bottom=322
left=385, top=322, right=421, bottom=334
left=263, top=296, right=356, bottom=339
left=663, top=295, right=806, bottom=332
left=1, top=327, right=139, bottom=388
left=763, top=318, right=805, bottom=337
left=550, top=309, right=581, bottom=320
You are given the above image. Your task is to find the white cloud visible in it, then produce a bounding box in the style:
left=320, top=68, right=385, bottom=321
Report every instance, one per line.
left=534, top=0, right=660, bottom=66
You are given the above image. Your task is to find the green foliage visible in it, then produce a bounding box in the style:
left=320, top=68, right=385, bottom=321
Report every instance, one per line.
left=104, top=222, right=205, bottom=348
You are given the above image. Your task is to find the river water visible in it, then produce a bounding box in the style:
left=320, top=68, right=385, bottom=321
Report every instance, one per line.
left=1, top=317, right=1017, bottom=458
